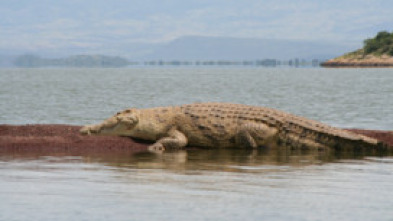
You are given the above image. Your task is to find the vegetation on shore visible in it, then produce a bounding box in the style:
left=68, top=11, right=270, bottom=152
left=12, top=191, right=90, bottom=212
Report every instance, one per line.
left=364, top=31, right=393, bottom=56
left=337, top=31, right=393, bottom=59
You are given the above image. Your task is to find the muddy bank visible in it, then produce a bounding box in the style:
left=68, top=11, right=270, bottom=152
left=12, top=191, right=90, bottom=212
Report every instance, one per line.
left=0, top=124, right=392, bottom=156
left=0, top=124, right=150, bottom=156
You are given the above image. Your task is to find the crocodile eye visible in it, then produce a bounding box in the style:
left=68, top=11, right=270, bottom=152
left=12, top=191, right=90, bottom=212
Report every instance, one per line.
left=126, top=116, right=136, bottom=123
left=117, top=115, right=138, bottom=125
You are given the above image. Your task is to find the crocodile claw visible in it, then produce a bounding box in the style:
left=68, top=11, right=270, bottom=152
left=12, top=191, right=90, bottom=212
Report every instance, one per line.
left=79, top=125, right=98, bottom=135
left=148, top=143, right=166, bottom=153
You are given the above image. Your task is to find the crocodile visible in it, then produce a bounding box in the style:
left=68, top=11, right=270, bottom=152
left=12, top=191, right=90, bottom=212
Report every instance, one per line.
left=80, top=102, right=386, bottom=152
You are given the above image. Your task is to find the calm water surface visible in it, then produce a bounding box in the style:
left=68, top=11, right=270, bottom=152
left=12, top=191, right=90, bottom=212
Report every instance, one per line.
left=0, top=68, right=393, bottom=221
left=1, top=68, right=392, bottom=129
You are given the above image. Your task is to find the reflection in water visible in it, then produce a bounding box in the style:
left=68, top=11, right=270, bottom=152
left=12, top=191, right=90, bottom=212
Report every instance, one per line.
left=88, top=148, right=392, bottom=172
left=1, top=149, right=393, bottom=221
left=2, top=145, right=391, bottom=173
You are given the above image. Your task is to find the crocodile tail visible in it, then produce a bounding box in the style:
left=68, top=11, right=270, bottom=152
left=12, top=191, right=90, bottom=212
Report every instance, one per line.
left=277, top=123, right=385, bottom=153
left=376, top=141, right=390, bottom=154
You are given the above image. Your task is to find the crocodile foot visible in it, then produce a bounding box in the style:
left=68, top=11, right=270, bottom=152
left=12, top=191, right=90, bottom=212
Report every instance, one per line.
left=148, top=143, right=166, bottom=153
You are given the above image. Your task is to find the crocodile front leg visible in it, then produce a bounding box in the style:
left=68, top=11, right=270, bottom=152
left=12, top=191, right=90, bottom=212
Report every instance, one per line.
left=148, top=129, right=188, bottom=152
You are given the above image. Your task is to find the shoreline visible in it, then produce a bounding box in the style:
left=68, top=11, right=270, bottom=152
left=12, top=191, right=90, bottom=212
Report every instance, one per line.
left=0, top=124, right=392, bottom=156
left=321, top=55, right=393, bottom=68
left=321, top=61, right=393, bottom=68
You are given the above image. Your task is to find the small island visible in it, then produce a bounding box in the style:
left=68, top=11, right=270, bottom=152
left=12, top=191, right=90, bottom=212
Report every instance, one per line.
left=322, top=31, right=393, bottom=67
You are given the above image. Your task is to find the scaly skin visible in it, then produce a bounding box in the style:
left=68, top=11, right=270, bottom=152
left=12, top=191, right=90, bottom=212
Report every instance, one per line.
left=80, top=102, right=386, bottom=152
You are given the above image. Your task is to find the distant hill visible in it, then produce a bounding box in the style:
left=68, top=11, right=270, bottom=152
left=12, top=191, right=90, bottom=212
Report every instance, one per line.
left=143, top=36, right=355, bottom=61
left=14, top=54, right=130, bottom=68
left=0, top=55, right=16, bottom=67
left=1, top=36, right=358, bottom=66
left=322, top=31, right=393, bottom=67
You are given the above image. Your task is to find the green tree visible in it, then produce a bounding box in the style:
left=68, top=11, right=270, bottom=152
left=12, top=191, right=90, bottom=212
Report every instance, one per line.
left=363, top=31, right=393, bottom=55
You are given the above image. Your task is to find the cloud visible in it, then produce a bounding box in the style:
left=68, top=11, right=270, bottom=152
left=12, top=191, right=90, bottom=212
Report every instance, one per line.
left=0, top=0, right=392, bottom=55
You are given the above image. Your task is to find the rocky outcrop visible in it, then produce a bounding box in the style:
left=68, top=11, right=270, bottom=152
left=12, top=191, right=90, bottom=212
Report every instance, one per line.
left=321, top=54, right=393, bottom=67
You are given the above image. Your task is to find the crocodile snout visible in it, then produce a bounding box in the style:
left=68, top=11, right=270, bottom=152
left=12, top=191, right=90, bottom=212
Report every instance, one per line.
left=79, top=113, right=138, bottom=136
left=79, top=116, right=121, bottom=136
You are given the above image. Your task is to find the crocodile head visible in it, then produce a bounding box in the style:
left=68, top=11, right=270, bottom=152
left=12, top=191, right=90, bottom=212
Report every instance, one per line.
left=80, top=108, right=139, bottom=136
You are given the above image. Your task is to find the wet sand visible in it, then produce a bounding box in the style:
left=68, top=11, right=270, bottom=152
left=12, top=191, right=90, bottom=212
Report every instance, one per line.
left=0, top=124, right=392, bottom=156
left=0, top=124, right=150, bottom=156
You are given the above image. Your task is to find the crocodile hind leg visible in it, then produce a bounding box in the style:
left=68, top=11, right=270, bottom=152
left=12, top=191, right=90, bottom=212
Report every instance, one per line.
left=148, top=129, right=188, bottom=152
left=281, top=133, right=329, bottom=151
left=235, top=123, right=278, bottom=148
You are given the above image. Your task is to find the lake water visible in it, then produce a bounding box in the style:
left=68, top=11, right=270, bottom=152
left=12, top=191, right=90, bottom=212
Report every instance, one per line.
left=1, top=68, right=393, bottom=221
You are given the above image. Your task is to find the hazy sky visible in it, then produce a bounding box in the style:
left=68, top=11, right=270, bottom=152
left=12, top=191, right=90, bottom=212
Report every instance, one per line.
left=1, top=0, right=392, bottom=54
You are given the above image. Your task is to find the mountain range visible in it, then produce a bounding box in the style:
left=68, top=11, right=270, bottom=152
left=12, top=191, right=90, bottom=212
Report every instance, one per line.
left=0, top=36, right=359, bottom=67
left=142, top=36, right=356, bottom=61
